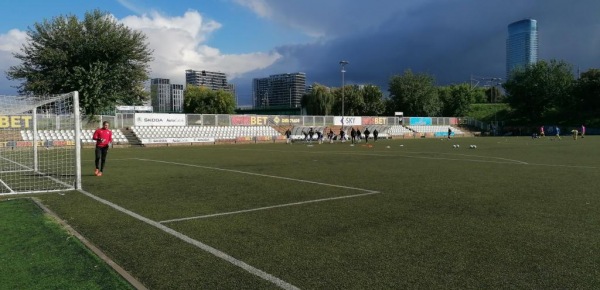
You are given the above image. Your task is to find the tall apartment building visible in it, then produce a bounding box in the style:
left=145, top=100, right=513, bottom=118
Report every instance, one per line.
left=185, top=69, right=232, bottom=91
left=185, top=69, right=236, bottom=105
left=150, top=78, right=184, bottom=113
left=252, top=72, right=306, bottom=108
left=506, top=19, right=538, bottom=78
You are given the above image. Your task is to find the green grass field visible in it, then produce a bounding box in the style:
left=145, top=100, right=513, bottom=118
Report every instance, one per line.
left=4, top=136, right=600, bottom=289
left=0, top=198, right=134, bottom=289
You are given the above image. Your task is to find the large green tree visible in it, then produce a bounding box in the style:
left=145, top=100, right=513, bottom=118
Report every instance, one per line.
left=183, top=86, right=235, bottom=114
left=387, top=70, right=440, bottom=116
left=361, top=85, right=385, bottom=116
left=301, top=83, right=334, bottom=115
left=574, top=68, right=600, bottom=115
left=438, top=83, right=475, bottom=117
left=6, top=9, right=153, bottom=116
left=503, top=60, right=575, bottom=123
left=331, top=85, right=364, bottom=116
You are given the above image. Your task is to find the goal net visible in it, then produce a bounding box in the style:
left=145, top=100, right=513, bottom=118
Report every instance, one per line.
left=0, top=92, right=81, bottom=195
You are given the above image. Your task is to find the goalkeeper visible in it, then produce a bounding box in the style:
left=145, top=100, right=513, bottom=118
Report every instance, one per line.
left=92, top=121, right=113, bottom=176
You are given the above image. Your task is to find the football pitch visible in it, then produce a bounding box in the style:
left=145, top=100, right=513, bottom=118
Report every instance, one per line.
left=29, top=136, right=600, bottom=288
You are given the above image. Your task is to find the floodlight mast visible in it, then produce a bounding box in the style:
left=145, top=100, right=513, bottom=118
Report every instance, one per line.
left=339, top=60, right=349, bottom=128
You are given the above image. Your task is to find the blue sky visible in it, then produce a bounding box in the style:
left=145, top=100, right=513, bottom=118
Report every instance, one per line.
left=1, top=0, right=599, bottom=106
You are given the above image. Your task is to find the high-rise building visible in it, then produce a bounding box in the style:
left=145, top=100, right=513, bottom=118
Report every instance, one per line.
left=185, top=69, right=232, bottom=92
left=252, top=73, right=306, bottom=108
left=184, top=69, right=237, bottom=106
left=150, top=78, right=184, bottom=113
left=185, top=69, right=238, bottom=104
left=506, top=19, right=538, bottom=78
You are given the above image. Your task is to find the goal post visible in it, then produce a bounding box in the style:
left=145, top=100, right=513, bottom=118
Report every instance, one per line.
left=0, top=91, right=81, bottom=195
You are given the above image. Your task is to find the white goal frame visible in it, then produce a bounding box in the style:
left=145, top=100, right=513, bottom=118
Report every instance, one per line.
left=0, top=91, right=81, bottom=195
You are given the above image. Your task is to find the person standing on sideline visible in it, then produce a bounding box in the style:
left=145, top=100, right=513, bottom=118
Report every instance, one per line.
left=373, top=129, right=379, bottom=141
left=447, top=127, right=452, bottom=139
left=555, top=126, right=561, bottom=140
left=92, top=121, right=113, bottom=176
left=581, top=124, right=586, bottom=138
left=350, top=127, right=356, bottom=144
left=363, top=128, right=370, bottom=143
left=540, top=125, right=545, bottom=137
left=339, top=128, right=346, bottom=142
left=285, top=128, right=292, bottom=144
left=356, top=128, right=362, bottom=143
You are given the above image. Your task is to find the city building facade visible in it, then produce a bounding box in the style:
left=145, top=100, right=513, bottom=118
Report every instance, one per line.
left=506, top=19, right=538, bottom=78
left=185, top=69, right=233, bottom=92
left=252, top=72, right=306, bottom=108
left=150, top=78, right=184, bottom=113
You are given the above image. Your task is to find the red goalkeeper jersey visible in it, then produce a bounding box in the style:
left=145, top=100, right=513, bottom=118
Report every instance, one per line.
left=93, top=128, right=113, bottom=147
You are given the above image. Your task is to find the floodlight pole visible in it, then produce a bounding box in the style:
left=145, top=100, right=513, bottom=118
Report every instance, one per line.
left=339, top=60, right=349, bottom=126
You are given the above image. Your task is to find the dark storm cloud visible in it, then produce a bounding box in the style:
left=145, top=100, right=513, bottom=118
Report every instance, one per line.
left=233, top=0, right=600, bottom=105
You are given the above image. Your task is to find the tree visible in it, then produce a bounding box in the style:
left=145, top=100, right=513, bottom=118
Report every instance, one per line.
left=388, top=70, right=440, bottom=116
left=471, top=87, right=488, bottom=103
left=301, top=83, right=334, bottom=115
left=503, top=60, right=575, bottom=123
left=6, top=9, right=153, bottom=116
left=438, top=83, right=475, bottom=117
left=361, top=85, right=385, bottom=116
left=574, top=68, right=600, bottom=114
left=183, top=86, right=235, bottom=114
left=332, top=85, right=363, bottom=116
left=486, top=86, right=504, bottom=103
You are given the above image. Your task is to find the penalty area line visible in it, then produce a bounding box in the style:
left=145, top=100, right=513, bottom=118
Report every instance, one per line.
left=134, top=158, right=378, bottom=192
left=75, top=189, right=300, bottom=290
left=160, top=191, right=379, bottom=224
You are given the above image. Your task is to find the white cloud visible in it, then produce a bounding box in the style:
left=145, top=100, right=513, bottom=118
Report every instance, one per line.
left=232, top=0, right=272, bottom=18
left=116, top=0, right=146, bottom=15
left=119, top=10, right=281, bottom=85
left=0, top=29, right=28, bottom=94
left=0, top=29, right=27, bottom=52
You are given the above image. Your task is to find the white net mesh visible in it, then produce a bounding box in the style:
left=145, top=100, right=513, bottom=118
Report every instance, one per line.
left=0, top=92, right=81, bottom=194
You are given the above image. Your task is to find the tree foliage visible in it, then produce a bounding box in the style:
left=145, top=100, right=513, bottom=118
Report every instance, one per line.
left=301, top=83, right=334, bottom=115
left=471, top=87, right=488, bottom=103
left=6, top=9, right=153, bottom=116
left=303, top=83, right=385, bottom=116
left=336, top=85, right=364, bottom=116
left=183, top=86, right=236, bottom=114
left=503, top=60, right=575, bottom=123
left=438, top=83, right=475, bottom=117
left=387, top=70, right=440, bottom=116
left=574, top=68, right=600, bottom=114
left=361, top=85, right=385, bottom=116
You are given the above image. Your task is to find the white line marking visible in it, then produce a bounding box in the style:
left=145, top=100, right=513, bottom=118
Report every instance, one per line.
left=224, top=148, right=599, bottom=169
left=134, top=158, right=377, bottom=192
left=221, top=148, right=529, bottom=165
left=76, top=188, right=300, bottom=290
left=0, top=155, right=75, bottom=190
left=160, top=191, right=379, bottom=223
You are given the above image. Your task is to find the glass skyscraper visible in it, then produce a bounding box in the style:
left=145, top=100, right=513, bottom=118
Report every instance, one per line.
left=506, top=19, right=538, bottom=78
